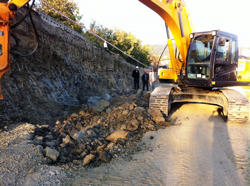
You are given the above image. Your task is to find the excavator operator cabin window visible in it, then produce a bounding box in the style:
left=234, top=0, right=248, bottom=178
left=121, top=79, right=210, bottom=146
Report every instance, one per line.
left=231, top=39, right=236, bottom=64
left=216, top=39, right=229, bottom=62
left=189, top=34, right=214, bottom=63
left=0, top=44, right=2, bottom=56
left=187, top=34, right=214, bottom=79
left=214, top=38, right=230, bottom=75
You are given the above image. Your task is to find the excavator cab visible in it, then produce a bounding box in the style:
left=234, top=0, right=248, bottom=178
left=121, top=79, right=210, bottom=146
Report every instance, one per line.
left=185, top=30, right=250, bottom=87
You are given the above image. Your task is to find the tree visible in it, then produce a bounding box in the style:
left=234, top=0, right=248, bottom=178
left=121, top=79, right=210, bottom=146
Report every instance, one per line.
left=83, top=21, right=153, bottom=66
left=38, top=0, right=83, bottom=33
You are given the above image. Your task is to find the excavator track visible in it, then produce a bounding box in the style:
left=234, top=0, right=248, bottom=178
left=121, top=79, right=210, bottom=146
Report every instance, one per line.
left=221, top=89, right=249, bottom=122
left=149, top=86, right=173, bottom=116
left=149, top=86, right=249, bottom=122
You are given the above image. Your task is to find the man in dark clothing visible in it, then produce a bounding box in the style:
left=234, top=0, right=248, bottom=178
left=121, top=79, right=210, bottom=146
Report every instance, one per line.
left=141, top=70, right=149, bottom=91
left=132, top=66, right=140, bottom=90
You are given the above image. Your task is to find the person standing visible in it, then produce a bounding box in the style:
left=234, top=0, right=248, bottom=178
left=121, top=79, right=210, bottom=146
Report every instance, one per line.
left=149, top=68, right=156, bottom=91
left=141, top=70, right=149, bottom=91
left=104, top=41, right=108, bottom=50
left=132, top=66, right=140, bottom=91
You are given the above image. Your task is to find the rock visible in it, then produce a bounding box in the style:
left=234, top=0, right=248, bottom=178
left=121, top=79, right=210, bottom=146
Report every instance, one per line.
left=122, top=110, right=129, bottom=116
left=71, top=113, right=78, bottom=117
left=86, top=129, right=97, bottom=137
left=153, top=116, right=165, bottom=124
left=106, top=142, right=115, bottom=151
left=138, top=133, right=143, bottom=138
left=137, top=100, right=149, bottom=108
left=121, top=102, right=130, bottom=109
left=80, top=151, right=87, bottom=158
left=97, top=144, right=106, bottom=152
left=158, top=121, right=173, bottom=127
left=76, top=144, right=86, bottom=154
left=129, top=104, right=134, bottom=111
left=69, top=128, right=78, bottom=140
left=102, top=93, right=112, bottom=101
left=109, top=127, right=114, bottom=133
left=93, top=100, right=110, bottom=112
left=83, top=154, right=95, bottom=166
left=106, top=130, right=128, bottom=142
left=79, top=110, right=86, bottom=116
left=44, top=141, right=57, bottom=148
left=147, top=124, right=156, bottom=131
left=99, top=150, right=112, bottom=163
left=148, top=109, right=163, bottom=118
left=134, top=107, right=145, bottom=114
left=127, top=119, right=139, bottom=131
left=45, top=147, right=59, bottom=162
left=44, top=134, right=53, bottom=141
left=129, top=94, right=137, bottom=100
left=63, top=135, right=71, bottom=144
left=116, top=138, right=126, bottom=146
left=33, top=136, right=43, bottom=145
left=120, top=124, right=127, bottom=130
left=77, top=131, right=88, bottom=141
left=106, top=108, right=112, bottom=113
left=64, top=164, right=70, bottom=170
left=75, top=122, right=83, bottom=131
left=137, top=89, right=143, bottom=94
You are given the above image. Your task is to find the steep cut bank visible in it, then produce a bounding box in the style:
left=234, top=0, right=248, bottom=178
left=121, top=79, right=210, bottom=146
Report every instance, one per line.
left=0, top=7, right=139, bottom=126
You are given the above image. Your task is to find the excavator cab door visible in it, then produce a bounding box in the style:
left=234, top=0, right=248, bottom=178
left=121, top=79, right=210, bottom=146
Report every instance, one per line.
left=186, top=33, right=214, bottom=87
left=213, top=35, right=238, bottom=82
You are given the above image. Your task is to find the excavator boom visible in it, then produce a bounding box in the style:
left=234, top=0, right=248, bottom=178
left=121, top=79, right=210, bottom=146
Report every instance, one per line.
left=139, top=0, right=193, bottom=61
left=139, top=0, right=194, bottom=82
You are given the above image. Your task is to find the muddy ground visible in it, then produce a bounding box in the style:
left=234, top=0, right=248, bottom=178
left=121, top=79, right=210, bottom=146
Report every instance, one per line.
left=0, top=84, right=250, bottom=186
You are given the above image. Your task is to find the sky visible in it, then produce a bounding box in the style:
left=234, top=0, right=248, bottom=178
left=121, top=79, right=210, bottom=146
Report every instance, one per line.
left=76, top=0, right=250, bottom=48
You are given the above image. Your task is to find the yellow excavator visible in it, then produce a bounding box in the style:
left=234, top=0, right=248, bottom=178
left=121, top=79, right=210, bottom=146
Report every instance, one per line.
left=139, top=0, right=250, bottom=122
left=0, top=0, right=249, bottom=122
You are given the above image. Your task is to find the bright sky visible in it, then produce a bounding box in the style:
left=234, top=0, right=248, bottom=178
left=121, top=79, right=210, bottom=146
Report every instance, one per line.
left=76, top=0, right=250, bottom=47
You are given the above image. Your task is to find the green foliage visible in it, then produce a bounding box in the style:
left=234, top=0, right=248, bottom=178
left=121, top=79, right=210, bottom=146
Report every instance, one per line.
left=83, top=22, right=153, bottom=67
left=38, top=0, right=83, bottom=33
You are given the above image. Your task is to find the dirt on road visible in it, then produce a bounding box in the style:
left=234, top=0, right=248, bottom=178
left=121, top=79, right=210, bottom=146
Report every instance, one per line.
left=0, top=85, right=250, bottom=186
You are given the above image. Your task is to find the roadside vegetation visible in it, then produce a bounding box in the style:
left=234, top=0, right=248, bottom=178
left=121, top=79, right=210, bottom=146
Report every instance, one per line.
left=37, top=0, right=156, bottom=67
left=83, top=21, right=154, bottom=66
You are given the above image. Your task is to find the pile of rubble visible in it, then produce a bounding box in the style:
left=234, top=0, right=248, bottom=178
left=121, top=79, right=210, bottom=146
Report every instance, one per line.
left=32, top=92, right=174, bottom=167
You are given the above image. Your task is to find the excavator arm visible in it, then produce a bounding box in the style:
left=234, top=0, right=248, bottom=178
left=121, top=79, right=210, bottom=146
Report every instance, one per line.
left=139, top=0, right=193, bottom=82
left=139, top=0, right=193, bottom=60
left=0, top=0, right=30, bottom=99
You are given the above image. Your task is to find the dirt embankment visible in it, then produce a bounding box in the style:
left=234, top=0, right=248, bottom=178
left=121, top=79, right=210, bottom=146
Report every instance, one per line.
left=0, top=7, right=140, bottom=128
